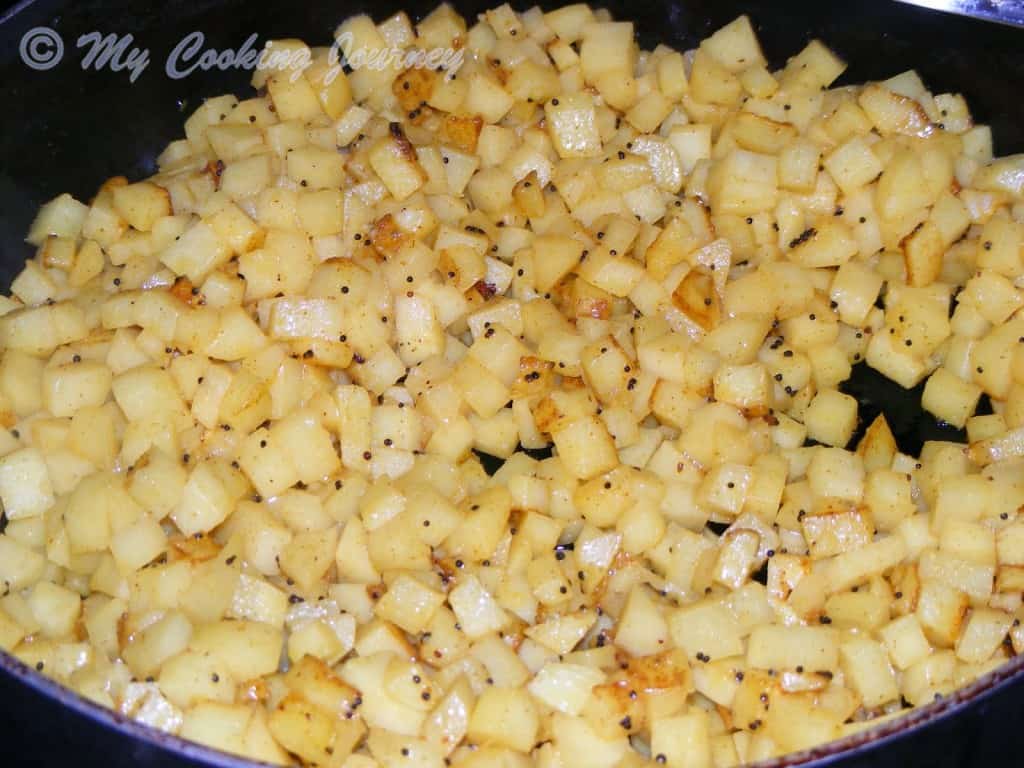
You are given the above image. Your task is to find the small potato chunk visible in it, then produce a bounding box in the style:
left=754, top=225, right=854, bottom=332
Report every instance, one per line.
left=545, top=93, right=602, bottom=159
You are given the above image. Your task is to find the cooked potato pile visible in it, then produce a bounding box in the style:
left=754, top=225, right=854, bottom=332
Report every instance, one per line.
left=3, top=2, right=1024, bottom=766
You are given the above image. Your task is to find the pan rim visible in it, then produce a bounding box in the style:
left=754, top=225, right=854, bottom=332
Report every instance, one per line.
left=3, top=644, right=1024, bottom=767
left=0, top=0, right=42, bottom=28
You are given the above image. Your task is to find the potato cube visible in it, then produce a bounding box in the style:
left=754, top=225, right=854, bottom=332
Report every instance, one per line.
left=444, top=486, right=512, bottom=563
left=713, top=363, right=772, bottom=412
left=580, top=21, right=635, bottom=84
left=690, top=49, right=741, bottom=106
left=997, top=523, right=1024, bottom=566
left=368, top=131, right=428, bottom=201
left=467, top=167, right=516, bottom=215
left=657, top=51, right=689, bottom=101
left=747, top=625, right=839, bottom=672
left=190, top=620, right=283, bottom=680
left=110, top=516, right=167, bottom=573
left=279, top=526, right=339, bottom=591
left=956, top=608, right=1012, bottom=664
left=229, top=572, right=289, bottom=628
left=737, top=62, right=778, bottom=100
left=170, top=461, right=235, bottom=537
left=789, top=221, right=859, bottom=268
left=448, top=576, right=508, bottom=640
left=27, top=193, right=89, bottom=246
left=122, top=611, right=193, bottom=678
left=42, top=362, right=112, bottom=418
left=830, top=260, right=884, bottom=327
left=158, top=650, right=235, bottom=709
left=612, top=584, right=670, bottom=656
left=464, top=74, right=515, bottom=124
left=706, top=150, right=778, bottom=215
left=532, top=235, right=585, bottom=293
left=839, top=638, right=899, bottom=708
left=111, top=181, right=171, bottom=232
left=272, top=409, right=340, bottom=485
left=824, top=137, right=883, bottom=195
left=467, top=687, right=539, bottom=753
left=702, top=16, right=765, bottom=72
left=819, top=535, right=907, bottom=594
left=802, top=506, right=873, bottom=558
left=545, top=93, right=602, bottom=159
left=864, top=469, right=915, bottom=532
left=266, top=71, right=321, bottom=121
left=28, top=581, right=81, bottom=638
left=651, top=710, right=712, bottom=768
left=0, top=535, right=46, bottom=590
left=922, top=368, right=982, bottom=429
left=374, top=574, right=445, bottom=635
left=268, top=694, right=337, bottom=765
left=919, top=548, right=994, bottom=602
left=804, top=389, right=858, bottom=447
left=551, top=415, right=619, bottom=480
left=670, top=599, right=744, bottom=662
left=528, top=662, right=605, bottom=716
left=880, top=614, right=931, bottom=670
left=0, top=448, right=54, bottom=520
left=669, top=125, right=712, bottom=177
left=237, top=427, right=300, bottom=499
left=626, top=91, right=674, bottom=134
left=286, top=146, right=345, bottom=191
left=807, top=447, right=864, bottom=502
left=160, top=221, right=231, bottom=283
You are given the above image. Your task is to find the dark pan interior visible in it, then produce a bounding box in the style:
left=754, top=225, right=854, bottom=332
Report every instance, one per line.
left=0, top=0, right=1022, bottom=766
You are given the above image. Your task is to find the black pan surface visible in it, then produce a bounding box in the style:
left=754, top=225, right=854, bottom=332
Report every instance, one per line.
left=0, top=1, right=1022, bottom=766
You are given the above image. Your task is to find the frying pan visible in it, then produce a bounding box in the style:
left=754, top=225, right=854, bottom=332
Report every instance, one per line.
left=0, top=0, right=1022, bottom=765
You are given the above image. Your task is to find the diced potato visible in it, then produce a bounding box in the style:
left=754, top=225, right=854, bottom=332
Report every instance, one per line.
left=0, top=448, right=54, bottom=519
left=824, top=137, right=883, bottom=194
left=669, top=600, right=744, bottom=662
left=528, top=662, right=605, bottom=715
left=747, top=625, right=840, bottom=672
left=551, top=415, right=619, bottom=480
left=160, top=221, right=231, bottom=283
left=27, top=193, right=90, bottom=246
left=546, top=93, right=602, bottom=159
left=190, top=620, right=283, bottom=680
left=170, top=461, right=236, bottom=537
left=449, top=575, right=509, bottom=639
left=804, top=390, right=858, bottom=447
left=42, top=362, right=112, bottom=418
left=880, top=614, right=932, bottom=670
left=369, top=129, right=428, bottom=201
left=110, top=516, right=167, bottom=572
left=467, top=686, right=539, bottom=753
left=28, top=581, right=81, bottom=638
left=651, top=710, right=712, bottom=768
left=4, top=6, right=1024, bottom=765
left=956, top=608, right=1012, bottom=664
left=267, top=694, right=339, bottom=765
left=122, top=611, right=193, bottom=678
left=840, top=637, right=898, bottom=707
left=0, top=536, right=47, bottom=590
left=374, top=574, right=445, bottom=634
left=922, top=368, right=982, bottom=429
left=807, top=447, right=864, bottom=502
